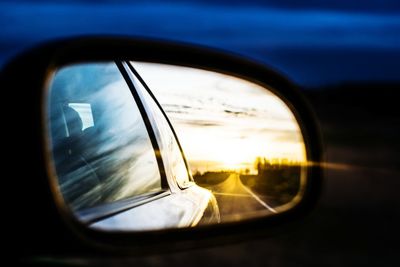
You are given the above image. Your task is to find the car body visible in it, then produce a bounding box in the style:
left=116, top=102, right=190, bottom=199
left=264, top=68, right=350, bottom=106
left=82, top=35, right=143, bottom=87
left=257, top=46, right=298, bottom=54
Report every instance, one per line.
left=46, top=61, right=219, bottom=231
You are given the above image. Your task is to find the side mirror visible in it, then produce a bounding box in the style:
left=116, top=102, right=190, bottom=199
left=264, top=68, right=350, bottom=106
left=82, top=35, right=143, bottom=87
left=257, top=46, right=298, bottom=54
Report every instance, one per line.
left=1, top=37, right=322, bottom=257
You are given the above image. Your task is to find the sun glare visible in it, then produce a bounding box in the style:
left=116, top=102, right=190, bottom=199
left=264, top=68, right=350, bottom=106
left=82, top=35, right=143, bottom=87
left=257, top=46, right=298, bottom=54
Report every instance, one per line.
left=132, top=62, right=306, bottom=174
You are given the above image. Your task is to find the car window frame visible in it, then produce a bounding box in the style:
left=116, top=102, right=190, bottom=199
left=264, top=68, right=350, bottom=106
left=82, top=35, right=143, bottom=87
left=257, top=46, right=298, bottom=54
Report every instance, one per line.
left=125, top=61, right=195, bottom=190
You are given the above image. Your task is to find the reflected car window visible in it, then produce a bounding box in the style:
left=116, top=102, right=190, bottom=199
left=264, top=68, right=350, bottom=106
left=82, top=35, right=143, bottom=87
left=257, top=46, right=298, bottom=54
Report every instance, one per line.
left=47, top=63, right=162, bottom=212
left=129, top=64, right=191, bottom=188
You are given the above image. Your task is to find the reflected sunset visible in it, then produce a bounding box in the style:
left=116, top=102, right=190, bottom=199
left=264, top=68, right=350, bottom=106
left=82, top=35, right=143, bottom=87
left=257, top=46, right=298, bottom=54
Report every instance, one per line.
left=132, top=62, right=306, bottom=174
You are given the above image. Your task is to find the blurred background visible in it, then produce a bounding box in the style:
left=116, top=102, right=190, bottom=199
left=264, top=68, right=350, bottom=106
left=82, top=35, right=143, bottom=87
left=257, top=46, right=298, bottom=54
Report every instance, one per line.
left=2, top=1, right=400, bottom=266
left=2, top=0, right=400, bottom=88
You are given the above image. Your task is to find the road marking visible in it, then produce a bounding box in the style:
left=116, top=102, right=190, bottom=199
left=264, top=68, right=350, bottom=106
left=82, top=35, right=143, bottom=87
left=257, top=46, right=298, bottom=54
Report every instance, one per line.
left=241, top=186, right=277, bottom=213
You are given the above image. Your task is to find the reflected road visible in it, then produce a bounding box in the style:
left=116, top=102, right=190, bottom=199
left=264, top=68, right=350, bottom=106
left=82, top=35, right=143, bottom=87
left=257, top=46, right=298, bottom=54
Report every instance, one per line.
left=207, top=174, right=277, bottom=222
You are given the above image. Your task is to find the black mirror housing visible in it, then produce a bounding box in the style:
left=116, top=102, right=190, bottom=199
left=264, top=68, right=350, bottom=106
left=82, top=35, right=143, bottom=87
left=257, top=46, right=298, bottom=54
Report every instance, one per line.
left=1, top=36, right=323, bottom=259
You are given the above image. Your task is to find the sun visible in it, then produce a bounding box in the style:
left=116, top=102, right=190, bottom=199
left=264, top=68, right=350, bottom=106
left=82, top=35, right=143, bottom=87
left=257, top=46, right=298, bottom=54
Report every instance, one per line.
left=214, top=143, right=256, bottom=171
left=220, top=154, right=245, bottom=170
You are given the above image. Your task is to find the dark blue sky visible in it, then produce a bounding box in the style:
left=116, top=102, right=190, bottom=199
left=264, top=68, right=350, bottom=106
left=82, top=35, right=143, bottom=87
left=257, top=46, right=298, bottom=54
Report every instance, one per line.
left=1, top=1, right=400, bottom=87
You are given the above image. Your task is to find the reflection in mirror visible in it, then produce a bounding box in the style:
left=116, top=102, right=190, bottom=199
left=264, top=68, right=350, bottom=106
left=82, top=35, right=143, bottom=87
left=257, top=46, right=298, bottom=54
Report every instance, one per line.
left=46, top=61, right=306, bottom=232
left=132, top=62, right=307, bottom=223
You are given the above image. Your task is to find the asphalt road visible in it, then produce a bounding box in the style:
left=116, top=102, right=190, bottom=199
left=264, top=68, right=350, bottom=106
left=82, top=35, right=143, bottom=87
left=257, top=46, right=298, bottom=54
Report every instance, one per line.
left=207, top=173, right=277, bottom=222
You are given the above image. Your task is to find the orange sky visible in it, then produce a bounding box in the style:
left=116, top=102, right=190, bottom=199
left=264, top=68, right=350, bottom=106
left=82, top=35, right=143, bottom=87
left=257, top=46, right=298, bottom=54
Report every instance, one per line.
left=132, top=62, right=306, bottom=174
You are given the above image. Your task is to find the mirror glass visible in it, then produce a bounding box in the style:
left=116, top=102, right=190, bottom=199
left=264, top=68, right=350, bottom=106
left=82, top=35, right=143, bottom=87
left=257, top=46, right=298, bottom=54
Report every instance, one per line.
left=46, top=61, right=306, bottom=232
